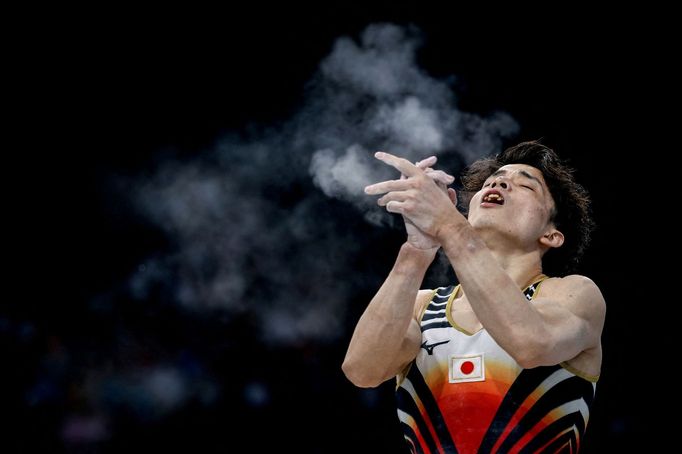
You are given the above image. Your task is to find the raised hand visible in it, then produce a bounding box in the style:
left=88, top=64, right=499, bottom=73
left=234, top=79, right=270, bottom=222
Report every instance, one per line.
left=398, top=156, right=453, bottom=249
left=365, top=152, right=459, bottom=249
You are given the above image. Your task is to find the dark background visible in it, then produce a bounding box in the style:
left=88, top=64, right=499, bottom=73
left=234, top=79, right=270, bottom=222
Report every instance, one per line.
left=7, top=5, right=659, bottom=453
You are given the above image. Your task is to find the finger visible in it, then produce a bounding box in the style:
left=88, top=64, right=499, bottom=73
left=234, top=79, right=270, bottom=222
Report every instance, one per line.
left=406, top=156, right=436, bottom=180
left=425, top=169, right=455, bottom=185
left=415, top=156, right=437, bottom=169
left=375, top=151, right=419, bottom=177
left=448, top=187, right=458, bottom=205
left=365, top=179, right=412, bottom=195
left=377, top=190, right=410, bottom=206
left=385, top=200, right=406, bottom=214
left=423, top=167, right=453, bottom=178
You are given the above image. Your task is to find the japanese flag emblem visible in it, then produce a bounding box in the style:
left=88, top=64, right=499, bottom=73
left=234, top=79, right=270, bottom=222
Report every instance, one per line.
left=449, top=353, right=485, bottom=383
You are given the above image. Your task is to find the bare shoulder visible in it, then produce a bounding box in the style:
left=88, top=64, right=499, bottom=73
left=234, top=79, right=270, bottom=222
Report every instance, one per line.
left=539, top=274, right=606, bottom=319
left=414, top=289, right=437, bottom=319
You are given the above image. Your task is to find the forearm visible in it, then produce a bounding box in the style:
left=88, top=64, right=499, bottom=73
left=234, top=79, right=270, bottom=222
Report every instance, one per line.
left=439, top=223, right=545, bottom=362
left=343, top=243, right=434, bottom=386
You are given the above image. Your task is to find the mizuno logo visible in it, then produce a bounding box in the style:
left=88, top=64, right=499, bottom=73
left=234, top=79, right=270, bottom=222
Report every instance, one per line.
left=421, top=340, right=450, bottom=355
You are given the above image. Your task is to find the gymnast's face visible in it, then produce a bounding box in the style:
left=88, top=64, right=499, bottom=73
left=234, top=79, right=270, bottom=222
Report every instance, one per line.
left=467, top=164, right=560, bottom=249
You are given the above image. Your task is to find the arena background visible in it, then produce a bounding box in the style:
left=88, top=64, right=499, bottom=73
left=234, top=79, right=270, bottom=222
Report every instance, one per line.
left=6, top=5, right=661, bottom=452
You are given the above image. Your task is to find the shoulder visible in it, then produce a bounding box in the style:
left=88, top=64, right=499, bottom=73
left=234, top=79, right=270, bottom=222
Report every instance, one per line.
left=414, top=289, right=437, bottom=318
left=539, top=274, right=606, bottom=318
left=542, top=274, right=604, bottom=298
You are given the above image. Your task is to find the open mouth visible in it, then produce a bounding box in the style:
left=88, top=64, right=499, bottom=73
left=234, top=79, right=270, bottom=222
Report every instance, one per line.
left=482, top=191, right=505, bottom=205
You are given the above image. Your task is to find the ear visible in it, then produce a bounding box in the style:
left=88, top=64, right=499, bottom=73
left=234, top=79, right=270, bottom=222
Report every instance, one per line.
left=447, top=188, right=457, bottom=205
left=539, top=227, right=564, bottom=249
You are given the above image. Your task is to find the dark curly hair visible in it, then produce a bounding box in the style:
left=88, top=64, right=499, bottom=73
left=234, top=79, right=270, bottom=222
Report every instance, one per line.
left=460, top=140, right=594, bottom=275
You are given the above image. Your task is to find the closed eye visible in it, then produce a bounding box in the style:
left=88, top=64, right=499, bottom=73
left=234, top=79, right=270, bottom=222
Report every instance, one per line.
left=521, top=185, right=534, bottom=190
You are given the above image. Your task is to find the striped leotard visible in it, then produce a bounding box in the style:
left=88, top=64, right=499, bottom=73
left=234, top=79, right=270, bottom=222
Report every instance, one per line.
left=396, top=277, right=598, bottom=453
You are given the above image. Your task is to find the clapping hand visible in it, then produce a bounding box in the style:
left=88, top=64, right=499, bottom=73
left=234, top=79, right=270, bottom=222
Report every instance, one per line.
left=366, top=153, right=457, bottom=250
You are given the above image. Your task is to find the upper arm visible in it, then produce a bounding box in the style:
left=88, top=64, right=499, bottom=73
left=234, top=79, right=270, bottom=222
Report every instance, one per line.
left=530, top=275, right=606, bottom=365
left=386, top=289, right=433, bottom=378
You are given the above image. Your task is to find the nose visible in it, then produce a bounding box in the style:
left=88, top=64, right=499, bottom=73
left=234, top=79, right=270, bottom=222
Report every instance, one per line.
left=490, top=177, right=508, bottom=190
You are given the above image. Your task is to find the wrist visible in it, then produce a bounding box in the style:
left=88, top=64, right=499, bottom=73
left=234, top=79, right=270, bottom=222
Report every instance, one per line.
left=394, top=242, right=437, bottom=273
left=436, top=219, right=472, bottom=252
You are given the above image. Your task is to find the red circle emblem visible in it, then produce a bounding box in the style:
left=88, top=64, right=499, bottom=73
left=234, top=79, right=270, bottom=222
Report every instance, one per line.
left=460, top=360, right=474, bottom=375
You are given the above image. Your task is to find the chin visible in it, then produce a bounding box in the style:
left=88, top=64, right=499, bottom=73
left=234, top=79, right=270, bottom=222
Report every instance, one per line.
left=469, top=212, right=498, bottom=227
